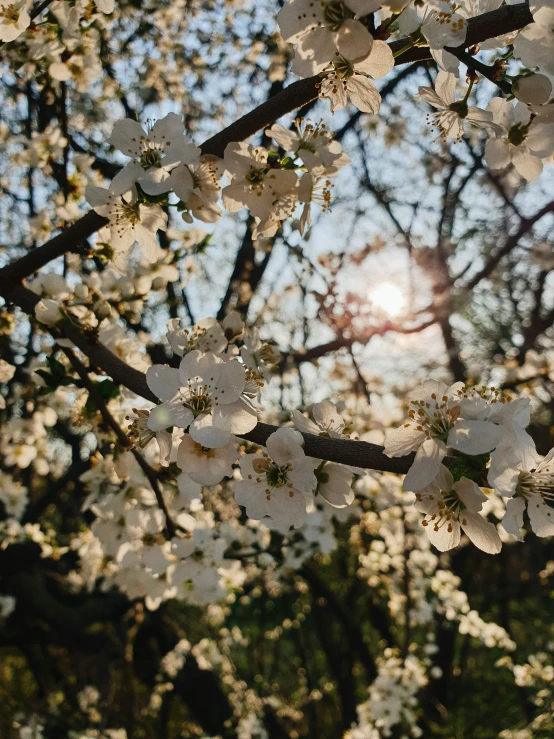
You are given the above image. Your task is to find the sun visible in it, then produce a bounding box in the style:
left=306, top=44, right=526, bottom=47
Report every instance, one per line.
left=370, top=282, right=407, bottom=317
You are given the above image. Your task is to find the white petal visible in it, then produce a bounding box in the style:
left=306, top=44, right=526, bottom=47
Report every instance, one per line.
left=354, top=40, right=394, bottom=79
left=527, top=493, right=554, bottom=537
left=344, top=0, right=382, bottom=15
left=216, top=360, right=246, bottom=403
left=168, top=164, right=194, bottom=201
left=266, top=124, right=298, bottom=152
left=148, top=402, right=193, bottom=431
left=488, top=444, right=521, bottom=498
left=384, top=424, right=427, bottom=457
left=484, top=139, right=511, bottom=171
left=110, top=162, right=144, bottom=195
left=109, top=119, right=146, bottom=158
left=146, top=365, right=181, bottom=401
left=512, top=147, right=543, bottom=181
left=453, top=478, right=487, bottom=512
left=335, top=20, right=373, bottom=61
left=189, top=413, right=231, bottom=448
left=403, top=438, right=446, bottom=492
left=214, top=401, right=258, bottom=435
left=235, top=479, right=268, bottom=522
left=447, top=420, right=503, bottom=455
left=347, top=75, right=381, bottom=113
left=426, top=519, right=461, bottom=552
left=312, top=400, right=344, bottom=433
left=156, top=430, right=173, bottom=466
left=318, top=463, right=354, bottom=508
left=461, top=511, right=502, bottom=554
left=435, top=71, right=457, bottom=105
left=291, top=410, right=321, bottom=436
left=502, top=497, right=526, bottom=540
left=139, top=167, right=172, bottom=196
left=267, top=427, right=305, bottom=466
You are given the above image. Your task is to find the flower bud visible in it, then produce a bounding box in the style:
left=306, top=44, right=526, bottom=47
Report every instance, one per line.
left=73, top=283, right=89, bottom=300
left=93, top=300, right=111, bottom=319
left=35, top=299, right=63, bottom=326
left=151, top=275, right=168, bottom=291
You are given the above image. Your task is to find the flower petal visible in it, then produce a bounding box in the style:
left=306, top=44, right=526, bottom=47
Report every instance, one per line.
left=403, top=438, right=446, bottom=492
left=146, top=365, right=181, bottom=401
left=447, top=420, right=503, bottom=455
left=460, top=511, right=502, bottom=554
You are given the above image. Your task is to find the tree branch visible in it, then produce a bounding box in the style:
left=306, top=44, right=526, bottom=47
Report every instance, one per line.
left=0, top=2, right=533, bottom=289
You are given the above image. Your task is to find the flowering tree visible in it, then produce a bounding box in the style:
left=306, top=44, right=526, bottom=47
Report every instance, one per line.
left=1, top=0, right=554, bottom=735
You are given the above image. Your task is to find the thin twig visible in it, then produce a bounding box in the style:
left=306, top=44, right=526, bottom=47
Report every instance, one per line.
left=62, top=346, right=179, bottom=537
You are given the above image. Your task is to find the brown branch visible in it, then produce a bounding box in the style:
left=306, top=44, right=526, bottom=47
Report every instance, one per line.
left=0, top=3, right=533, bottom=289
left=2, top=285, right=415, bottom=474
left=282, top=318, right=436, bottom=366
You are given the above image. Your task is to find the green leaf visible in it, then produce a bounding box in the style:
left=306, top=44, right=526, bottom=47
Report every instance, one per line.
left=448, top=453, right=489, bottom=483
left=280, top=156, right=299, bottom=170
left=85, top=380, right=120, bottom=412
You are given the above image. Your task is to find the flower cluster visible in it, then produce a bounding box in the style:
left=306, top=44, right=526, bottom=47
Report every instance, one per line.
left=86, top=114, right=351, bottom=264
left=385, top=379, right=554, bottom=552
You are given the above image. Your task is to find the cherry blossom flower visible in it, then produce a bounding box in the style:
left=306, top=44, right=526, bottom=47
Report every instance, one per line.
left=146, top=351, right=258, bottom=448
left=292, top=400, right=346, bottom=438
left=168, top=155, right=223, bottom=223
left=108, top=114, right=201, bottom=196
left=0, top=470, right=28, bottom=519
left=277, top=0, right=378, bottom=77
left=0, top=0, right=31, bottom=42
left=488, top=437, right=554, bottom=539
left=417, top=72, right=502, bottom=141
left=399, top=2, right=467, bottom=75
left=296, top=173, right=333, bottom=234
left=266, top=119, right=351, bottom=174
left=240, top=328, right=280, bottom=379
left=222, top=142, right=298, bottom=222
left=166, top=317, right=228, bottom=358
left=385, top=379, right=465, bottom=491
left=86, top=186, right=168, bottom=263
left=126, top=408, right=173, bottom=466
left=484, top=98, right=554, bottom=182
left=34, top=299, right=64, bottom=326
left=235, top=427, right=317, bottom=530
left=513, top=0, right=554, bottom=76
left=316, top=461, right=355, bottom=508
left=318, top=41, right=394, bottom=113
left=177, top=433, right=239, bottom=486
left=447, top=386, right=531, bottom=457
left=415, top=465, right=502, bottom=553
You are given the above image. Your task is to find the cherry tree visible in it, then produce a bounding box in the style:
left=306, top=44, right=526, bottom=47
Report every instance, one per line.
left=0, top=0, right=554, bottom=735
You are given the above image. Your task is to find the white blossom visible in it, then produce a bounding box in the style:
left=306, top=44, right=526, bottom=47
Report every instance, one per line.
left=277, top=0, right=377, bottom=77
left=489, top=437, right=554, bottom=539
left=235, top=427, right=317, bottom=530
left=415, top=465, right=502, bottom=553
left=417, top=72, right=502, bottom=141
left=86, top=186, right=168, bottom=263
left=0, top=0, right=31, bottom=42
left=177, top=432, right=239, bottom=486
left=222, top=142, right=298, bottom=223
left=146, top=351, right=258, bottom=448
left=108, top=114, right=201, bottom=196
left=484, top=98, right=554, bottom=182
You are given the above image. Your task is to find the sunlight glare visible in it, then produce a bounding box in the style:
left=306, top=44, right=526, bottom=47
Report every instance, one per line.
left=370, top=282, right=407, bottom=317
